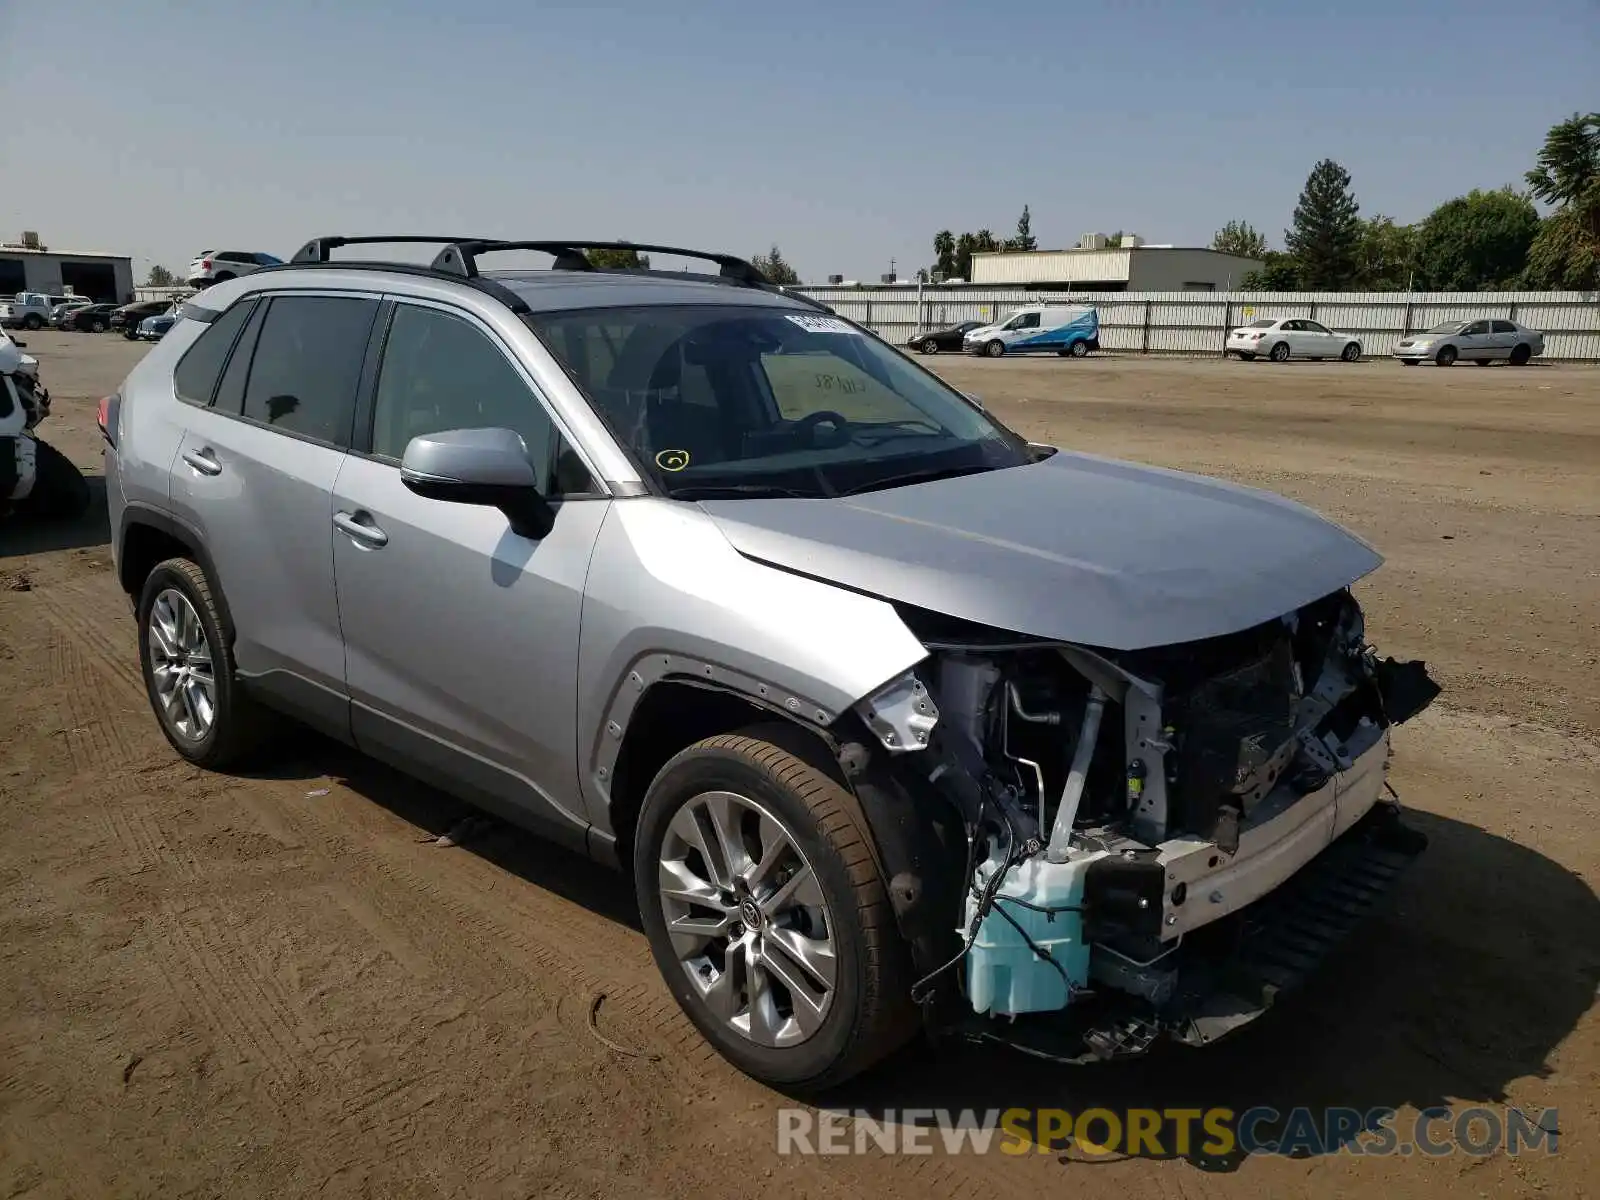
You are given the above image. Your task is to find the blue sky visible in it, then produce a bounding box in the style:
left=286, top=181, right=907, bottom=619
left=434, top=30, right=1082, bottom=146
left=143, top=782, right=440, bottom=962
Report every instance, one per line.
left=1, top=0, right=1594, bottom=282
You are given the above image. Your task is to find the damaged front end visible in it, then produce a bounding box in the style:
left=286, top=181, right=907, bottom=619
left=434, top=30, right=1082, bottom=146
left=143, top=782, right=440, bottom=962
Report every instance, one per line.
left=845, top=588, right=1439, bottom=1063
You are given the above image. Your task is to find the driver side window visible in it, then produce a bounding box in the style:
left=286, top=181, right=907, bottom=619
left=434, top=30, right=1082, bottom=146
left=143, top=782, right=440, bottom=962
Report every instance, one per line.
left=370, top=304, right=593, bottom=495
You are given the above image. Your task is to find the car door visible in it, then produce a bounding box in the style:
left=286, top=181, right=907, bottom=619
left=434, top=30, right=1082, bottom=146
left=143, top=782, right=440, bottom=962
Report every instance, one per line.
left=1489, top=320, right=1518, bottom=360
left=1300, top=319, right=1337, bottom=356
left=168, top=291, right=380, bottom=734
left=1457, top=319, right=1493, bottom=360
left=1001, top=310, right=1041, bottom=350
left=330, top=298, right=611, bottom=854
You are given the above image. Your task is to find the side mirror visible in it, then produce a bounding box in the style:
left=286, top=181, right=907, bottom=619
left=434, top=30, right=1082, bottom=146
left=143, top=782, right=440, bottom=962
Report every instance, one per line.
left=400, top=426, right=556, bottom=539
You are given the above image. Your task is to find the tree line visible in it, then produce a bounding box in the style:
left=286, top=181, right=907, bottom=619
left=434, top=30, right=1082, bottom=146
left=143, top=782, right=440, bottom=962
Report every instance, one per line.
left=1216, top=112, right=1598, bottom=291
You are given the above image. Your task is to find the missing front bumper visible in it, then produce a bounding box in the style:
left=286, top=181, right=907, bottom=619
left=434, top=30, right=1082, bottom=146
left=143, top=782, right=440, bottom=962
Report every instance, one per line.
left=957, top=799, right=1427, bottom=1064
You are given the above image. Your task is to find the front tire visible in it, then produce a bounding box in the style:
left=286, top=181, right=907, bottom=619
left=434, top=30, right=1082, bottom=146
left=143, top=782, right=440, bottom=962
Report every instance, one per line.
left=1435, top=345, right=1457, bottom=367
left=984, top=339, right=1004, bottom=358
left=90, top=319, right=108, bottom=333
left=1269, top=341, right=1291, bottom=362
left=920, top=339, right=939, bottom=354
left=137, top=558, right=277, bottom=770
left=1068, top=338, right=1089, bottom=357
left=1341, top=341, right=1361, bottom=362
left=634, top=728, right=913, bottom=1091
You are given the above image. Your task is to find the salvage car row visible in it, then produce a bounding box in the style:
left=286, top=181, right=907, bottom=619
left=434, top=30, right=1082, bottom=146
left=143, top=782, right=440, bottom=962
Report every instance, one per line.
left=907, top=309, right=1548, bottom=366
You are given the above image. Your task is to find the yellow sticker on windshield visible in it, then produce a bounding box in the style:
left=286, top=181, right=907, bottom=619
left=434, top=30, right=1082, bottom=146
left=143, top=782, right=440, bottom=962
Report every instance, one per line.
left=655, top=449, right=691, bottom=472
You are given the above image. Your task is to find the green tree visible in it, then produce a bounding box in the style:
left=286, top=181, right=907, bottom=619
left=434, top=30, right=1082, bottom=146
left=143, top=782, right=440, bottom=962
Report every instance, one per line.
left=1409, top=189, right=1536, bottom=291
left=1355, top=216, right=1417, bottom=290
left=751, top=244, right=800, bottom=285
left=1285, top=159, right=1362, bottom=289
left=973, top=229, right=999, bottom=252
left=1523, top=111, right=1600, bottom=290
left=586, top=243, right=651, bottom=269
left=1005, top=205, right=1037, bottom=251
left=1240, top=251, right=1301, bottom=290
left=932, top=229, right=957, bottom=279
left=954, top=232, right=978, bottom=280
left=145, top=264, right=177, bottom=287
left=1211, top=220, right=1268, bottom=259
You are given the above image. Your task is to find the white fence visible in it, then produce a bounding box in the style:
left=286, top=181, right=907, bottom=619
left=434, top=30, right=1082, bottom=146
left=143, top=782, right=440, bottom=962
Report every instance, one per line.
left=793, top=286, right=1600, bottom=361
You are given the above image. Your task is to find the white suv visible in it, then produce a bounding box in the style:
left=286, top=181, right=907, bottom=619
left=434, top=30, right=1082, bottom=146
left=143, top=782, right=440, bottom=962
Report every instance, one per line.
left=185, top=250, right=283, bottom=288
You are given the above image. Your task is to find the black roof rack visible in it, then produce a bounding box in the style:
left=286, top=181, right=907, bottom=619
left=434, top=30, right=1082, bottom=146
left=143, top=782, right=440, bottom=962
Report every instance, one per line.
left=281, top=236, right=833, bottom=313
left=289, top=235, right=496, bottom=264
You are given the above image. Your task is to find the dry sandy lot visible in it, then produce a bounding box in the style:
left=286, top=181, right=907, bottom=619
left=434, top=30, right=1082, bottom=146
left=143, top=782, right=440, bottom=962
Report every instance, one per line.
left=2, top=334, right=1596, bottom=1198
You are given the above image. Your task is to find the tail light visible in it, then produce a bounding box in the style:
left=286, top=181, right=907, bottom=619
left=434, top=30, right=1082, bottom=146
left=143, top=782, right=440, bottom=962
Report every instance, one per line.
left=97, top=394, right=120, bottom=447
left=200, top=258, right=212, bottom=270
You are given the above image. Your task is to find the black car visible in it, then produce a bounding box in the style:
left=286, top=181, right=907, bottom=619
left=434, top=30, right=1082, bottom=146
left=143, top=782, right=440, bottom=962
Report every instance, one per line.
left=111, top=300, right=176, bottom=339
left=62, top=303, right=119, bottom=332
left=909, top=320, right=984, bottom=354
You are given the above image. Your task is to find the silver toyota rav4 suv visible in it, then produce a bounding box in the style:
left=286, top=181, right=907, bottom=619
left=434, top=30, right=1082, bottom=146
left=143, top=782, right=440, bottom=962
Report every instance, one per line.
left=103, top=236, right=1439, bottom=1090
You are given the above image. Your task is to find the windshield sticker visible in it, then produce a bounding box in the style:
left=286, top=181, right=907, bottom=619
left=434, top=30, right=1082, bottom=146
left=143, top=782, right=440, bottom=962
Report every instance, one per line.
left=784, top=314, right=859, bottom=336
left=655, top=449, right=691, bottom=472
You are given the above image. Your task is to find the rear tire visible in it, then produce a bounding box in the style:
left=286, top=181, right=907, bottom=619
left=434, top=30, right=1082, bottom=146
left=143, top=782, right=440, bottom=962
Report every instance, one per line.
left=136, top=558, right=279, bottom=770
left=984, top=339, right=1004, bottom=358
left=16, top=440, right=89, bottom=518
left=1238, top=352, right=1257, bottom=361
left=1269, top=341, right=1291, bottom=362
left=1341, top=342, right=1361, bottom=362
left=633, top=727, right=914, bottom=1091
left=22, top=313, right=43, bottom=331
left=1474, top=359, right=1491, bottom=367
left=1509, top=343, right=1532, bottom=366
left=1435, top=345, right=1457, bottom=367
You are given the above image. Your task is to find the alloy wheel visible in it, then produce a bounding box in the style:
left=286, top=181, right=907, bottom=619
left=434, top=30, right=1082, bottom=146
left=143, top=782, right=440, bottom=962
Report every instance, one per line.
left=657, top=790, right=837, bottom=1048
left=147, top=588, right=217, bottom=740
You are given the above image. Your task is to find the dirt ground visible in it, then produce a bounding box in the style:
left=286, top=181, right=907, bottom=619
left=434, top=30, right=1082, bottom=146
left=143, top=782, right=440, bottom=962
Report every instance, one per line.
left=2, top=334, right=1596, bottom=1198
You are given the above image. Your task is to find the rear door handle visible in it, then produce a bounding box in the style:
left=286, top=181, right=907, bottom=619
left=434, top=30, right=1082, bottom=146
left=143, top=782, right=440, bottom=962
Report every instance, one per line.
left=333, top=510, right=388, bottom=548
left=181, top=447, right=222, bottom=476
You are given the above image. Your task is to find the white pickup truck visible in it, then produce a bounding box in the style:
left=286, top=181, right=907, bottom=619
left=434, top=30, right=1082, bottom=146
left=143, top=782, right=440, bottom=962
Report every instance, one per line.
left=0, top=292, right=80, bottom=331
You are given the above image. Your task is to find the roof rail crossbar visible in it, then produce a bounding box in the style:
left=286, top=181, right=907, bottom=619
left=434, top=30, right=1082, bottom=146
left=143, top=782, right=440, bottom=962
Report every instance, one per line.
left=430, top=240, right=769, bottom=286
left=290, top=235, right=498, bottom=265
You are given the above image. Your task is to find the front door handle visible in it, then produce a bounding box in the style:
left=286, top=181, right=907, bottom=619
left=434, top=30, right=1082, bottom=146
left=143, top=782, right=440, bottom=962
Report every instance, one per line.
left=181, top=447, right=222, bottom=476
left=333, top=510, right=388, bottom=548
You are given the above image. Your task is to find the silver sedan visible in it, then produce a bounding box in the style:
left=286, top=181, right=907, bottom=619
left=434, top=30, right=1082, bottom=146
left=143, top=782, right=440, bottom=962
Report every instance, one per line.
left=1392, top=319, right=1545, bottom=367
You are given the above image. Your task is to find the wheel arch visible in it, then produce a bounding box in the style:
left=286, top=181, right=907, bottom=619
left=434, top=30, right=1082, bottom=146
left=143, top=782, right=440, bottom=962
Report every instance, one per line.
left=117, top=505, right=236, bottom=636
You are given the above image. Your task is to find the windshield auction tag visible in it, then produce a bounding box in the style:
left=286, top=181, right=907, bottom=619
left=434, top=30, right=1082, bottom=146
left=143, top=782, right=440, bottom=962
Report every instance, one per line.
left=783, top=314, right=858, bottom=336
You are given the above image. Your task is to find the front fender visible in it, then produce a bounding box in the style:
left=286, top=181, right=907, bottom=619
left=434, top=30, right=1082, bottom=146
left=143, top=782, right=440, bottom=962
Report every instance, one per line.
left=575, top=498, right=928, bottom=835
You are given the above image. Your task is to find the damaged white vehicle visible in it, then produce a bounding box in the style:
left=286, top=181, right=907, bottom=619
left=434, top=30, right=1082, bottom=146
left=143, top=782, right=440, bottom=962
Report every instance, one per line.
left=105, top=238, right=1439, bottom=1093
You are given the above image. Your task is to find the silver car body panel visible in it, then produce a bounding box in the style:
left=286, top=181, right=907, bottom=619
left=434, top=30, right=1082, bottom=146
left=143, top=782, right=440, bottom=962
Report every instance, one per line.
left=576, top=496, right=930, bottom=843
left=700, top=449, right=1383, bottom=651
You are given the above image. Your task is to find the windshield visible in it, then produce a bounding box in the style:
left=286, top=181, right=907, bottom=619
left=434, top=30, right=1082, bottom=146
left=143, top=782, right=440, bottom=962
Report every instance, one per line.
left=1425, top=322, right=1467, bottom=334
left=525, top=303, right=1032, bottom=497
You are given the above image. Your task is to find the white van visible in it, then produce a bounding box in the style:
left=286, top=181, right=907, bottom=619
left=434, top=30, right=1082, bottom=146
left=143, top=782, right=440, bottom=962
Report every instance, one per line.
left=962, top=304, right=1100, bottom=358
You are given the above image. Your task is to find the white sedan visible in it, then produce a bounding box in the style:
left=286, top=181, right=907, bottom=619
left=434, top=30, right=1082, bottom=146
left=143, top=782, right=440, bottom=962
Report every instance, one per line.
left=1227, top=318, right=1362, bottom=363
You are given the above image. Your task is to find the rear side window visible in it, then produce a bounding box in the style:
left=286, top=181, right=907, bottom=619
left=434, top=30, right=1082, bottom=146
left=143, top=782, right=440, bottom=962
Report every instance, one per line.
left=212, top=301, right=268, bottom=414
left=173, top=300, right=257, bottom=406
left=1491, top=320, right=1517, bottom=333
left=241, top=296, right=378, bottom=445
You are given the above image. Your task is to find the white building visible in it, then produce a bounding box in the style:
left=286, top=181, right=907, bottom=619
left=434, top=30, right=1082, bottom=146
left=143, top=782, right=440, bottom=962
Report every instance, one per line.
left=970, top=233, right=1261, bottom=292
left=0, top=232, right=136, bottom=304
